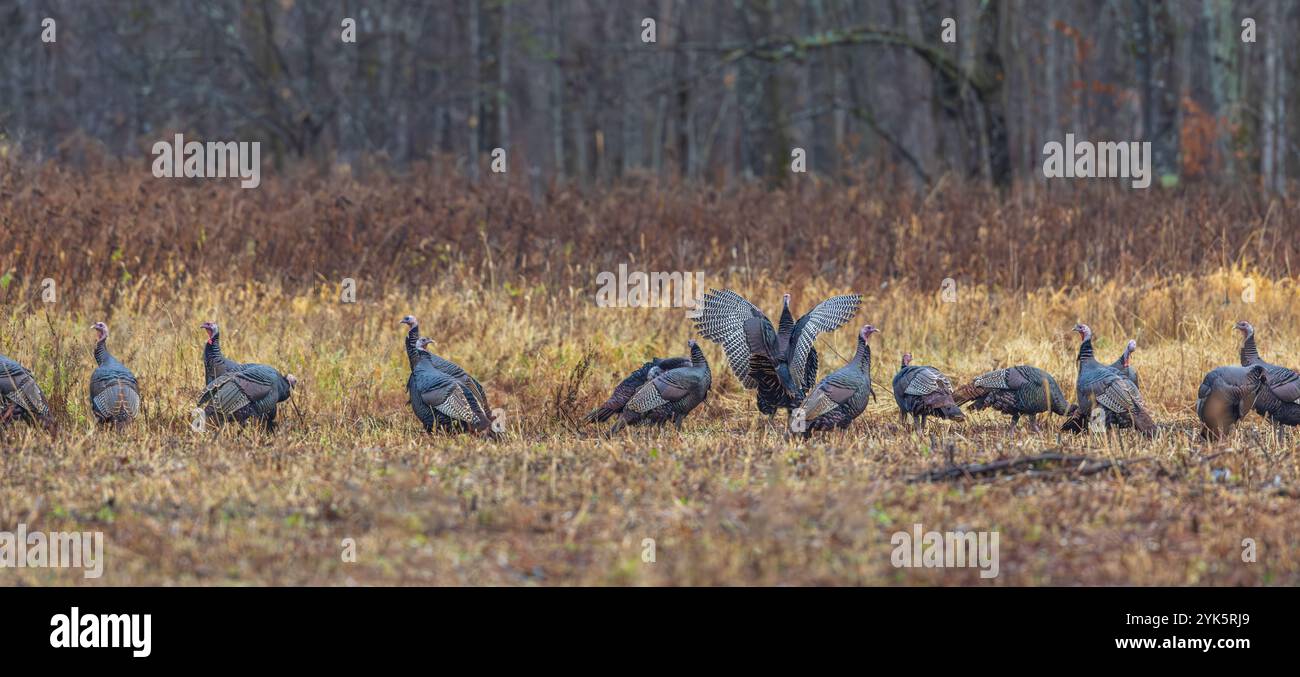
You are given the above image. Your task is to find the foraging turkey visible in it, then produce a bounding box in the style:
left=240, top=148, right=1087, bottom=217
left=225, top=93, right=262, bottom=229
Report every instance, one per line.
left=400, top=315, right=492, bottom=419
left=952, top=365, right=1069, bottom=431
left=585, top=355, right=692, bottom=424
left=1110, top=339, right=1140, bottom=388
left=1235, top=320, right=1300, bottom=430
left=1196, top=365, right=1268, bottom=441
left=892, top=353, right=965, bottom=431
left=196, top=323, right=296, bottom=431
left=400, top=318, right=493, bottom=437
left=692, top=289, right=860, bottom=424
left=88, top=322, right=140, bottom=425
left=1061, top=323, right=1155, bottom=435
left=796, top=324, right=879, bottom=435
left=608, top=339, right=711, bottom=434
left=200, top=322, right=241, bottom=384
left=0, top=354, right=53, bottom=430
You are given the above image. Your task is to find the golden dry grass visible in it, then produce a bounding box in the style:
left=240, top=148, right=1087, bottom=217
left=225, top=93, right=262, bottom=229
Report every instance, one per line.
left=2, top=260, right=1299, bottom=585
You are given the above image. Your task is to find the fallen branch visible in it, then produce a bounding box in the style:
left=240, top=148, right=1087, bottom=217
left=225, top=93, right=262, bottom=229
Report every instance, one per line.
left=909, top=452, right=1153, bottom=483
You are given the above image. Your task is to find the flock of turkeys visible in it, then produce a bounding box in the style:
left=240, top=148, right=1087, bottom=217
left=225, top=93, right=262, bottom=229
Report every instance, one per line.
left=2, top=298, right=1297, bottom=442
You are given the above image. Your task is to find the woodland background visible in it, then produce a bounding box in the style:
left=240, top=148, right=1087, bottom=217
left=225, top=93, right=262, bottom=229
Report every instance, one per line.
left=0, top=0, right=1295, bottom=192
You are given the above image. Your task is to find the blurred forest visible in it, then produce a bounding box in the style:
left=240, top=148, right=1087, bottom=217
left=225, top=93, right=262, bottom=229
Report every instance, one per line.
left=0, top=0, right=1294, bottom=192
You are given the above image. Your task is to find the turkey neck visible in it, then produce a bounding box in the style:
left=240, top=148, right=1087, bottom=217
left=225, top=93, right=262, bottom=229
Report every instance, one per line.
left=689, top=343, right=710, bottom=377
left=1076, top=336, right=1099, bottom=370
left=404, top=323, right=421, bottom=367
left=1240, top=329, right=1260, bottom=365
left=204, top=330, right=224, bottom=365
left=93, top=338, right=111, bottom=366
left=777, top=301, right=794, bottom=353
left=854, top=336, right=872, bottom=373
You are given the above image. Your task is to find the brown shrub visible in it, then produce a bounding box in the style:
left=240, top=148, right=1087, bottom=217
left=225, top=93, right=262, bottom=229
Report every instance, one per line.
left=1, top=158, right=1293, bottom=307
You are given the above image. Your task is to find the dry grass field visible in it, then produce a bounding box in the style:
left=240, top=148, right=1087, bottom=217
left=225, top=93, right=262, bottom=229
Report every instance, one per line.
left=2, top=160, right=1299, bottom=585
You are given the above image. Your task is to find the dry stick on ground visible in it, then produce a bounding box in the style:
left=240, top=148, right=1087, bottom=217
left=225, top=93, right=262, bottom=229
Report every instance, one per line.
left=909, top=452, right=1155, bottom=483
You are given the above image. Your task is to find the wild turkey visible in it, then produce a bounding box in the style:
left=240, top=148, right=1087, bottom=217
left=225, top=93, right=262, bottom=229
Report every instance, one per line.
left=785, top=293, right=862, bottom=396
left=952, top=365, right=1069, bottom=431
left=1235, top=320, right=1300, bottom=431
left=1110, top=339, right=1140, bottom=388
left=400, top=315, right=492, bottom=421
left=399, top=318, right=493, bottom=437
left=796, top=324, right=879, bottom=435
left=692, top=289, right=794, bottom=419
left=1061, top=323, right=1156, bottom=435
left=88, top=322, right=140, bottom=426
left=692, top=289, right=859, bottom=424
left=0, top=354, right=53, bottom=430
left=200, top=322, right=241, bottom=384
left=585, top=355, right=691, bottom=424
left=1196, top=365, right=1267, bottom=441
left=196, top=324, right=296, bottom=432
left=892, top=353, right=966, bottom=431
left=608, top=339, right=711, bottom=434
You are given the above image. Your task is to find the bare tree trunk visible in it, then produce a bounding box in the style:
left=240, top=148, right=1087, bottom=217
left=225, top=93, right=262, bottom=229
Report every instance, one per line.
left=1202, top=0, right=1232, bottom=178
left=975, top=0, right=1010, bottom=186
left=468, top=0, right=482, bottom=181
left=1133, top=0, right=1181, bottom=183
left=1045, top=3, right=1058, bottom=150
left=1260, top=0, right=1287, bottom=194
left=549, top=0, right=565, bottom=178
left=498, top=0, right=511, bottom=158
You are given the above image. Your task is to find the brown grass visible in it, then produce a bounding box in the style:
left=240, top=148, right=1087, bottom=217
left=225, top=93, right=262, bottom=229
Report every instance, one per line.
left=2, top=155, right=1296, bottom=298
left=1, top=162, right=1298, bottom=585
